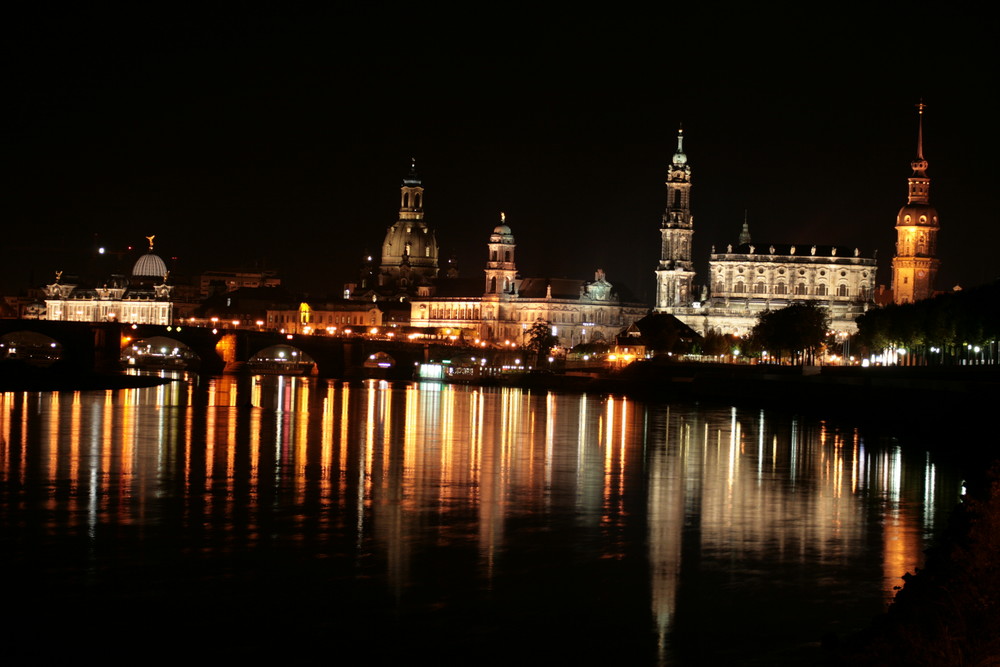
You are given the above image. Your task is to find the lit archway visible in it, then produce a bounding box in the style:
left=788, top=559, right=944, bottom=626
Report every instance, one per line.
left=122, top=336, right=200, bottom=370
left=0, top=331, right=65, bottom=367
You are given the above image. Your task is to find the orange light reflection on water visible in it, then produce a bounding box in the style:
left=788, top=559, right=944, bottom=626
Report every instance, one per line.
left=0, top=377, right=962, bottom=659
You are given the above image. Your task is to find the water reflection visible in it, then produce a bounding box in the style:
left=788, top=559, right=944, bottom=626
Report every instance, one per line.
left=0, top=377, right=961, bottom=664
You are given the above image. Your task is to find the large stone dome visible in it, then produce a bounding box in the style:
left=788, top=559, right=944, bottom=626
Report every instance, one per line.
left=133, top=252, right=168, bottom=279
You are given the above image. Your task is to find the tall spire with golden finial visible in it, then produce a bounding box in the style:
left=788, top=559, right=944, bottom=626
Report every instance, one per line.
left=892, top=100, right=940, bottom=305
left=907, top=101, right=930, bottom=204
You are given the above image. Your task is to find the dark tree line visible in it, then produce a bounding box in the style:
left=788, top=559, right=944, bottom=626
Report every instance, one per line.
left=856, top=281, right=1000, bottom=364
left=746, top=302, right=830, bottom=364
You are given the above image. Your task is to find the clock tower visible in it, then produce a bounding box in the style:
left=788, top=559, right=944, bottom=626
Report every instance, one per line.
left=891, top=103, right=940, bottom=305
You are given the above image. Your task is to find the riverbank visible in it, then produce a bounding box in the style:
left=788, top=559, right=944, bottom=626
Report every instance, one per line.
left=494, top=360, right=999, bottom=414
left=0, top=362, right=173, bottom=391
left=829, top=465, right=1000, bottom=665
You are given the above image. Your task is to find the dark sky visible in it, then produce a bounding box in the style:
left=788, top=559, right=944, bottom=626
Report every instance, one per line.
left=4, top=6, right=996, bottom=302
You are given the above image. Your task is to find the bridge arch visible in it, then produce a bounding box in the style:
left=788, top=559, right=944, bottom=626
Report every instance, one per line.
left=0, top=330, right=65, bottom=367
left=122, top=335, right=201, bottom=370
left=248, top=344, right=316, bottom=375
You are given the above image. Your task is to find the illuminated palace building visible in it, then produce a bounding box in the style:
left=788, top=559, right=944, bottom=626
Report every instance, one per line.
left=43, top=238, right=175, bottom=325
left=653, top=120, right=937, bottom=336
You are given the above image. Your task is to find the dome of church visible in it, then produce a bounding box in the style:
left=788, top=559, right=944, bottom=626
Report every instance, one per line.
left=493, top=223, right=511, bottom=235
left=133, top=252, right=168, bottom=279
left=896, top=203, right=939, bottom=228
left=381, top=221, right=439, bottom=267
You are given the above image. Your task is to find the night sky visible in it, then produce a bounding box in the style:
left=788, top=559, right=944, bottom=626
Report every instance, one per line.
left=4, top=7, right=996, bottom=303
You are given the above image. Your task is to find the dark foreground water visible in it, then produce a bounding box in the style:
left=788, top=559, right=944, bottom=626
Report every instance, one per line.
left=0, top=374, right=963, bottom=665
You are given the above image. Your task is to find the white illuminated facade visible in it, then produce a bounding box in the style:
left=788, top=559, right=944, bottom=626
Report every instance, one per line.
left=42, top=243, right=175, bottom=325
left=410, top=217, right=649, bottom=346
left=653, top=130, right=878, bottom=336
left=678, top=243, right=876, bottom=336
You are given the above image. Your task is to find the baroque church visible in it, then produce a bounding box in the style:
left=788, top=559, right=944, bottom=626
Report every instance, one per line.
left=278, top=162, right=647, bottom=346
left=654, top=107, right=938, bottom=336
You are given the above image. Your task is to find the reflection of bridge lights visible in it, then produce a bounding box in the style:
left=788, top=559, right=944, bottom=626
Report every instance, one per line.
left=232, top=320, right=240, bottom=327
left=286, top=334, right=294, bottom=340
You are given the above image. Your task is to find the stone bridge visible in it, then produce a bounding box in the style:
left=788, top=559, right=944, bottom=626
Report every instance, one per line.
left=0, top=320, right=453, bottom=379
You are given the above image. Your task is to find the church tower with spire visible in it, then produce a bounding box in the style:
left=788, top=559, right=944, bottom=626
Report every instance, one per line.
left=378, top=158, right=440, bottom=294
left=655, top=128, right=696, bottom=312
left=891, top=103, right=940, bottom=304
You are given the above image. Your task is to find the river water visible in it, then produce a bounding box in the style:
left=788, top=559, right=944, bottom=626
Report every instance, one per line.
left=0, top=374, right=963, bottom=664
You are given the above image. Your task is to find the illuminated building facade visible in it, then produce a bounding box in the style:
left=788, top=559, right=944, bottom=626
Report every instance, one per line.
left=891, top=103, right=940, bottom=304
left=43, top=240, right=175, bottom=325
left=683, top=241, right=876, bottom=336
left=410, top=216, right=649, bottom=346
left=267, top=300, right=410, bottom=334
left=653, top=130, right=878, bottom=336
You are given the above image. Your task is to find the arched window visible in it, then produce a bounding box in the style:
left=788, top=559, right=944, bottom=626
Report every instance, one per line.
left=504, top=250, right=511, bottom=262
left=774, top=282, right=787, bottom=295
left=491, top=250, right=498, bottom=261
left=490, top=277, right=497, bottom=293
left=837, top=284, right=848, bottom=297
left=753, top=282, right=766, bottom=294
left=734, top=281, right=746, bottom=293
left=816, top=284, right=828, bottom=296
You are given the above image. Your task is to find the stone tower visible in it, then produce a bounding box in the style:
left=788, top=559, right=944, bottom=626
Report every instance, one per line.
left=485, top=212, right=517, bottom=295
left=891, top=103, right=940, bottom=304
left=655, top=128, right=696, bottom=311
